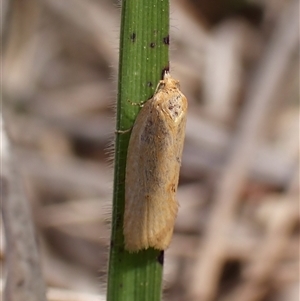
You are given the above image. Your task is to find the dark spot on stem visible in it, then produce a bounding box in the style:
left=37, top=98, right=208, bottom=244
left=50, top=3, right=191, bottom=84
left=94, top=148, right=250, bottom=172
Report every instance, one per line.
left=163, top=35, right=169, bottom=45
left=130, top=33, right=136, bottom=42
left=150, top=42, right=156, bottom=48
left=147, top=81, right=153, bottom=87
left=157, top=251, right=164, bottom=265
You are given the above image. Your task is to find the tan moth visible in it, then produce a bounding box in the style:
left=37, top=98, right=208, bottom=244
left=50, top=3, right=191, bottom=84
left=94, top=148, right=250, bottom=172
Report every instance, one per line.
left=123, top=71, right=187, bottom=252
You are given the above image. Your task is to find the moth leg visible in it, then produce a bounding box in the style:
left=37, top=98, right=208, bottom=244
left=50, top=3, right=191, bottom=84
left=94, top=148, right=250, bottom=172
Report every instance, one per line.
left=115, top=127, right=132, bottom=135
left=116, top=98, right=148, bottom=134
left=127, top=99, right=148, bottom=107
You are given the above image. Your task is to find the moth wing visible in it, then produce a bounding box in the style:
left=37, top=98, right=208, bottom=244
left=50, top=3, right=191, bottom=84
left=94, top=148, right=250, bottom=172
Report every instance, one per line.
left=124, top=102, right=154, bottom=251
left=145, top=93, right=187, bottom=250
left=124, top=98, right=186, bottom=251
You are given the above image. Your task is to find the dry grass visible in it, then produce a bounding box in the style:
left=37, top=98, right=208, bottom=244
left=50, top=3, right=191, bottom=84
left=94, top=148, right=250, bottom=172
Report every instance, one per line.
left=1, top=0, right=299, bottom=300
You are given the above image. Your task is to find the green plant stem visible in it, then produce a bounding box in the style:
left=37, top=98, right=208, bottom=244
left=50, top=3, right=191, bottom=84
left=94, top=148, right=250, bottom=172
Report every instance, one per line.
left=107, top=1, right=169, bottom=300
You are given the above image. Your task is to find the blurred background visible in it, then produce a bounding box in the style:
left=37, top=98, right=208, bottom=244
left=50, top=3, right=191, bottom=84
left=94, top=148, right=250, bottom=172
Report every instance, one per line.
left=1, top=0, right=299, bottom=301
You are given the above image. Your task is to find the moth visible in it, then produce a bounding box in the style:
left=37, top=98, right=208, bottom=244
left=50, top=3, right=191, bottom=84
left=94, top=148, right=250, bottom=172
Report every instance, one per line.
left=123, top=71, right=187, bottom=252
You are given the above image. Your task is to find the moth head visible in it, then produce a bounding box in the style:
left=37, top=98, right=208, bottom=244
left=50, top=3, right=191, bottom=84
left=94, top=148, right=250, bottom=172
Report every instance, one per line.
left=158, top=72, right=180, bottom=91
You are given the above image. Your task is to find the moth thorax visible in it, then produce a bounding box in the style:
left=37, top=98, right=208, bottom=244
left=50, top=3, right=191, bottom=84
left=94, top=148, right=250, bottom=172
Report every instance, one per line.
left=167, top=97, right=183, bottom=120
